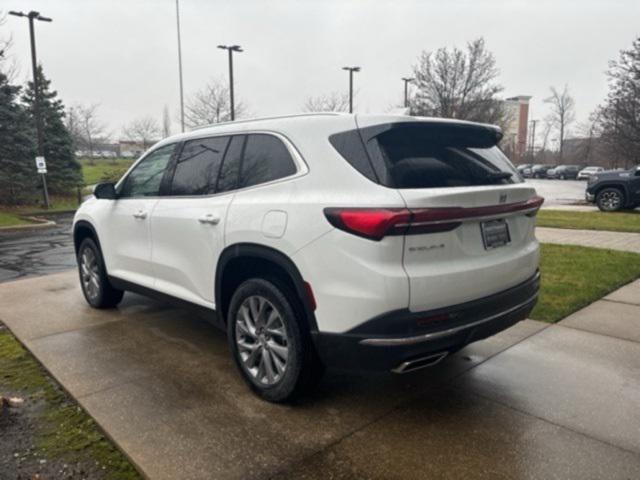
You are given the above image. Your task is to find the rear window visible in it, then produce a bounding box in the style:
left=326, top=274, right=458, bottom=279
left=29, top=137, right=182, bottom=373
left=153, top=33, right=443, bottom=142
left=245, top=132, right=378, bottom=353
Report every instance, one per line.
left=237, top=134, right=297, bottom=189
left=330, top=122, right=521, bottom=189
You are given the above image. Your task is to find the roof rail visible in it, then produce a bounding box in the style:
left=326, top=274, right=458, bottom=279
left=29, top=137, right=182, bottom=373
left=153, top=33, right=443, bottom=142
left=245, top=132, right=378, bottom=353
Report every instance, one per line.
left=191, top=112, right=345, bottom=131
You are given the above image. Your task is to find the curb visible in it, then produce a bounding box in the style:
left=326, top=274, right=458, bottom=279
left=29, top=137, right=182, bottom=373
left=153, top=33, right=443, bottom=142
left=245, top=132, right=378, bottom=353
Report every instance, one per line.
left=0, top=216, right=57, bottom=232
left=18, top=208, right=77, bottom=216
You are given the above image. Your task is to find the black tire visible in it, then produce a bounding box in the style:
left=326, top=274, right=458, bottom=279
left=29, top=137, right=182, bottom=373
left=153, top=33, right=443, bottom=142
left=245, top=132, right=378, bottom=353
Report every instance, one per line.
left=596, top=187, right=625, bottom=212
left=559, top=174, right=565, bottom=180
left=77, top=238, right=124, bottom=308
left=227, top=277, right=323, bottom=403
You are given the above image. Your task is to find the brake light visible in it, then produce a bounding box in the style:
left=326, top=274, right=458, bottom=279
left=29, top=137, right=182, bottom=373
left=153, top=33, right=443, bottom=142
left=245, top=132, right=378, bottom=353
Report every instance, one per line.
left=324, top=208, right=410, bottom=240
left=324, top=195, right=544, bottom=241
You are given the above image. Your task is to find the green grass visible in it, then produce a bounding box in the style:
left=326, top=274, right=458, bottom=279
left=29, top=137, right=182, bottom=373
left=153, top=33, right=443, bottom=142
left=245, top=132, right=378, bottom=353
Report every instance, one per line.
left=0, top=159, right=133, bottom=216
left=80, top=158, right=133, bottom=186
left=0, top=195, right=81, bottom=217
left=0, top=212, right=34, bottom=227
left=537, top=209, right=640, bottom=233
left=15, top=195, right=80, bottom=214
left=0, top=328, right=140, bottom=479
left=531, top=243, right=640, bottom=322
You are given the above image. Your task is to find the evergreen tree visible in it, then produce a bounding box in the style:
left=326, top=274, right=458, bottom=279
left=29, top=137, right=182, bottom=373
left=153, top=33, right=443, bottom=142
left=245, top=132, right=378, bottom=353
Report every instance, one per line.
left=0, top=71, right=36, bottom=205
left=22, top=66, right=82, bottom=193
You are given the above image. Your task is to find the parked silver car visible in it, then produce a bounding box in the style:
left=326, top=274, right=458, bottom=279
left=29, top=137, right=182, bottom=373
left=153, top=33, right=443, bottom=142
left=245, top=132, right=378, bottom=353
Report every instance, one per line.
left=577, top=166, right=604, bottom=180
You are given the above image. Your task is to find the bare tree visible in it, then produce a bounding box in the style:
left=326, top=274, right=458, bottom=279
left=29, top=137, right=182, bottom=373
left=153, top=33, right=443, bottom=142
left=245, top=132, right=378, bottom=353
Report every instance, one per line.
left=410, top=38, right=507, bottom=126
left=569, top=117, right=601, bottom=165
left=69, top=103, right=109, bottom=161
left=184, top=79, right=246, bottom=129
left=0, top=12, right=19, bottom=81
left=302, top=92, right=349, bottom=112
left=162, top=105, right=171, bottom=138
left=123, top=116, right=160, bottom=150
left=544, top=85, right=576, bottom=160
left=595, top=35, right=640, bottom=168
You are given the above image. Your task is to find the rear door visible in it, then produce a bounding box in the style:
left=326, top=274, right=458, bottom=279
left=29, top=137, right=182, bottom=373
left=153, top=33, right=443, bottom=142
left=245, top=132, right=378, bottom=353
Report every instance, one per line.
left=150, top=135, right=241, bottom=307
left=358, top=120, right=541, bottom=311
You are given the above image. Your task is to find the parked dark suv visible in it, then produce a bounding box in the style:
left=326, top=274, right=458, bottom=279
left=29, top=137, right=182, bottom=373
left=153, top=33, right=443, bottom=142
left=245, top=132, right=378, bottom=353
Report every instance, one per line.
left=586, top=166, right=640, bottom=211
left=530, top=164, right=554, bottom=178
left=547, top=165, right=581, bottom=180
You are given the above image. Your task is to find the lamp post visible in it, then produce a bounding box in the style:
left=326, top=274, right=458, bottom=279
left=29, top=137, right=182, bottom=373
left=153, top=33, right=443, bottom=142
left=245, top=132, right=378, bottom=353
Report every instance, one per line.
left=401, top=77, right=414, bottom=108
left=9, top=10, right=52, bottom=209
left=175, top=0, right=185, bottom=132
left=217, top=45, right=243, bottom=121
left=342, top=66, right=360, bottom=114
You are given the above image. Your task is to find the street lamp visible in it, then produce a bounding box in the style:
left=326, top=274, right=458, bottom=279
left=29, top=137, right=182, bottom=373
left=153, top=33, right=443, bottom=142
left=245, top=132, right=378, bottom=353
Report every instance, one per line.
left=401, top=77, right=414, bottom=108
left=342, top=66, right=360, bottom=114
left=217, top=45, right=243, bottom=121
left=175, top=0, right=185, bottom=133
left=9, top=10, right=52, bottom=209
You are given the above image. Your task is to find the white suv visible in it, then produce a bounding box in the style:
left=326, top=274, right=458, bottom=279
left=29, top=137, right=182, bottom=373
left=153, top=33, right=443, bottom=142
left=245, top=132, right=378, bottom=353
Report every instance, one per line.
left=73, top=113, right=542, bottom=402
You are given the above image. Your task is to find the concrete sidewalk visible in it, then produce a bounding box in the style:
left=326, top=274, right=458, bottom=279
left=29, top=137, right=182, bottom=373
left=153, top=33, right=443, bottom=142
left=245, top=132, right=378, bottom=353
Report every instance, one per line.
left=537, top=226, right=640, bottom=253
left=1, top=271, right=640, bottom=479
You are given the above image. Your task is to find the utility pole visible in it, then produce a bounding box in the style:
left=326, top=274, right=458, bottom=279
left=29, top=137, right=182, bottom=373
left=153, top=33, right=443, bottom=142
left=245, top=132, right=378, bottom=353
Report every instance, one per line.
left=217, top=45, right=243, bottom=121
left=175, top=0, right=185, bottom=132
left=9, top=10, right=51, bottom=209
left=342, top=66, right=360, bottom=113
left=401, top=77, right=414, bottom=109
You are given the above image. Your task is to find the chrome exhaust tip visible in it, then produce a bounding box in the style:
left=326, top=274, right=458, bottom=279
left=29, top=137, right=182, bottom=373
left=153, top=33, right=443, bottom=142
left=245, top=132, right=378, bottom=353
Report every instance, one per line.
left=392, top=352, right=448, bottom=374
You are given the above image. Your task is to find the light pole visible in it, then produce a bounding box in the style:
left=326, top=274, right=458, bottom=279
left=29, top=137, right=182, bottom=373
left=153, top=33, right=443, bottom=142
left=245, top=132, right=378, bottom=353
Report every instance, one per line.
left=401, top=77, right=414, bottom=108
left=217, top=45, right=243, bottom=121
left=175, top=0, right=185, bottom=132
left=342, top=66, right=360, bottom=114
left=9, top=10, right=51, bottom=209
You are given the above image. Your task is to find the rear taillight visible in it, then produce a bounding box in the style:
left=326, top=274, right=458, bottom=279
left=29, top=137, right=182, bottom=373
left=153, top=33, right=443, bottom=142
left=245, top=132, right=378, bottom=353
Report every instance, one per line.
left=324, top=208, right=411, bottom=241
left=324, top=195, right=544, bottom=241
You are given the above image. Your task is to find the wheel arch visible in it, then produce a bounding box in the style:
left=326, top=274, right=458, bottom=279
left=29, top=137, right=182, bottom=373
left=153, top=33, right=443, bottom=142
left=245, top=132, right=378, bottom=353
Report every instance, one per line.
left=73, top=220, right=102, bottom=255
left=594, top=183, right=630, bottom=205
left=215, top=243, right=318, bottom=332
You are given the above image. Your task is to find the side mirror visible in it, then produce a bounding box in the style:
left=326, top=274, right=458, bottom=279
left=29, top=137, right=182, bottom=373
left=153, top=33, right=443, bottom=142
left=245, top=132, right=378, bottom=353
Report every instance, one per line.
left=93, top=182, right=117, bottom=200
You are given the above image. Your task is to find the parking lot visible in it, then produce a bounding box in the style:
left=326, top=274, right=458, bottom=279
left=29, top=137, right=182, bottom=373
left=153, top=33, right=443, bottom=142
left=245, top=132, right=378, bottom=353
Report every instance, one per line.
left=524, top=179, right=588, bottom=207
left=1, top=271, right=639, bottom=479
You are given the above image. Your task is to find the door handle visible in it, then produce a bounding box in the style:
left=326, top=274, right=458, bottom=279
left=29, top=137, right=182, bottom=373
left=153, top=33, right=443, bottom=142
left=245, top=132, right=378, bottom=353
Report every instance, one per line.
left=132, top=210, right=147, bottom=220
left=198, top=214, right=220, bottom=225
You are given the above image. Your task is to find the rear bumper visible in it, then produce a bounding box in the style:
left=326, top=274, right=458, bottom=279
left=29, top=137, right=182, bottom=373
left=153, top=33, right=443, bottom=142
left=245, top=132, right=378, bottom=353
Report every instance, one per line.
left=585, top=192, right=595, bottom=203
left=312, top=271, right=539, bottom=373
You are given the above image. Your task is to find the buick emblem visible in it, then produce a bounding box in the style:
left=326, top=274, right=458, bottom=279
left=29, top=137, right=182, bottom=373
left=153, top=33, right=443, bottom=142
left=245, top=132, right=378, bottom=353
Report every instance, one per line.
left=499, top=193, right=507, bottom=204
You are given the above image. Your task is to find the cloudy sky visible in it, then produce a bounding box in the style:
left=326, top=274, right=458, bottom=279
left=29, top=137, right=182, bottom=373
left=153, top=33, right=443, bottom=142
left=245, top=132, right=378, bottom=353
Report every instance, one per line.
left=2, top=0, right=638, bottom=139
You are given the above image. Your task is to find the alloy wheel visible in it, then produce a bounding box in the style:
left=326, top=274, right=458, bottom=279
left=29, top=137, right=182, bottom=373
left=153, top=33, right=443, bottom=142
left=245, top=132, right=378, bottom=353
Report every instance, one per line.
left=235, top=295, right=290, bottom=386
left=600, top=191, right=621, bottom=210
left=80, top=247, right=100, bottom=300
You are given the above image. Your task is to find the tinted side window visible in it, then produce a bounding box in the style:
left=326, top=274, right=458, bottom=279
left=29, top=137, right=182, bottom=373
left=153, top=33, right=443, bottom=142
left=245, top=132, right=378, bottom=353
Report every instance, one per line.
left=238, top=134, right=297, bottom=189
left=329, top=130, right=377, bottom=182
left=171, top=136, right=229, bottom=196
left=119, top=144, right=175, bottom=198
left=216, top=135, right=245, bottom=193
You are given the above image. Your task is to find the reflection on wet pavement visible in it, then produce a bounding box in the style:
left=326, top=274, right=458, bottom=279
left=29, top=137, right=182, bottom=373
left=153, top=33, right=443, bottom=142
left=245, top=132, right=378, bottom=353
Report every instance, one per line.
left=0, top=213, right=76, bottom=283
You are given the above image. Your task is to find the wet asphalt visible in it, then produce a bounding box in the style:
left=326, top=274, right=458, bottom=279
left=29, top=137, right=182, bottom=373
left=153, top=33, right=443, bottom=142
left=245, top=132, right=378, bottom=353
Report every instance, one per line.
left=0, top=213, right=76, bottom=283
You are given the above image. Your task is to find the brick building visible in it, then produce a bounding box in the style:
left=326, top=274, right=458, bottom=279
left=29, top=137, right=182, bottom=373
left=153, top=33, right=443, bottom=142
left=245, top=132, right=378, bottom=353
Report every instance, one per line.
left=501, top=95, right=531, bottom=163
